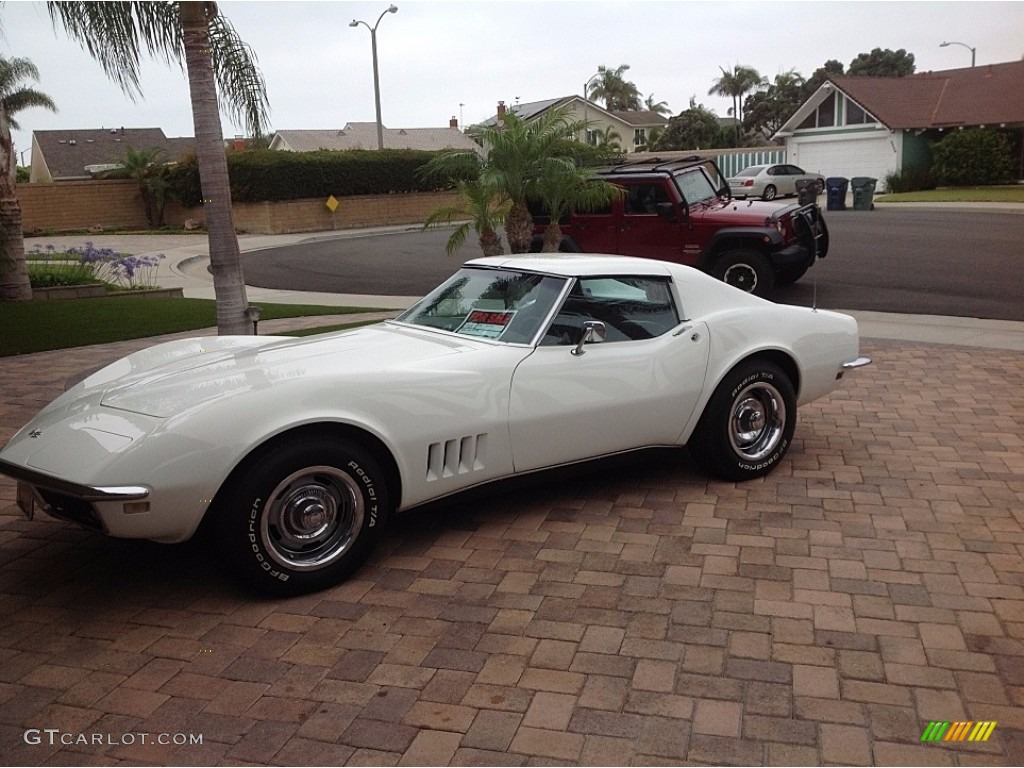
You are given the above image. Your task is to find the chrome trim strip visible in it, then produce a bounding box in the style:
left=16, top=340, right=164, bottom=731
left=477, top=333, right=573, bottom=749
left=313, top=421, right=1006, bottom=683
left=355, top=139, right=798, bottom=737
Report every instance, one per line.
left=0, top=459, right=150, bottom=502
left=842, top=356, right=872, bottom=369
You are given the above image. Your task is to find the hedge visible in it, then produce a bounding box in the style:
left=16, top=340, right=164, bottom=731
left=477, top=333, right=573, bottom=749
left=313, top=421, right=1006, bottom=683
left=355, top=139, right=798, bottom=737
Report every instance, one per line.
left=166, top=148, right=455, bottom=207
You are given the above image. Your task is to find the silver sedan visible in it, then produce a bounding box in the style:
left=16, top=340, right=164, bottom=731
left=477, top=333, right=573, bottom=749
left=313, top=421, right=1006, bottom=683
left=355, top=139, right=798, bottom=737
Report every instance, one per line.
left=728, top=164, right=825, bottom=201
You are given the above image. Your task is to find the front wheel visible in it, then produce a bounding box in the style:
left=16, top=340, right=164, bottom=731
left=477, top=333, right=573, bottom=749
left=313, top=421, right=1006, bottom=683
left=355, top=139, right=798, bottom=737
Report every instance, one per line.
left=691, top=360, right=797, bottom=481
left=712, top=249, right=774, bottom=298
left=214, top=437, right=390, bottom=595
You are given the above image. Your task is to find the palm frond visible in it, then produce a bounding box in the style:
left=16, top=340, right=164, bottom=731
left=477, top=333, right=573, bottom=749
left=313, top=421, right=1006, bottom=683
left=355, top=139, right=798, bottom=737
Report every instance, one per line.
left=207, top=13, right=270, bottom=138
left=47, top=1, right=183, bottom=100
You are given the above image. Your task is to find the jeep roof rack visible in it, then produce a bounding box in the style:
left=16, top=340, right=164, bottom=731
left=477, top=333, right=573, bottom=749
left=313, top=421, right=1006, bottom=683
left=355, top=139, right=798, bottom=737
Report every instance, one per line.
left=605, top=155, right=708, bottom=175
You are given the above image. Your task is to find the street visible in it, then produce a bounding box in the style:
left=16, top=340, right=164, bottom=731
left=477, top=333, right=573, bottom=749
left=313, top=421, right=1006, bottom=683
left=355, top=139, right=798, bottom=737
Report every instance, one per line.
left=241, top=208, right=1024, bottom=321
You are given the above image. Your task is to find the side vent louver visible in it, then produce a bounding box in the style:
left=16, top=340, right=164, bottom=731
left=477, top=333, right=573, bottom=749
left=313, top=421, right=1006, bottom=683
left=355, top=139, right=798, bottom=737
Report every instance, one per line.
left=427, top=433, right=487, bottom=481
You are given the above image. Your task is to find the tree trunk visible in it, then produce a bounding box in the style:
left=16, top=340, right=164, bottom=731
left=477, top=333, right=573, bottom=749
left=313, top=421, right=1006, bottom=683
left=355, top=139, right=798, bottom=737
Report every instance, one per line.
left=478, top=227, right=504, bottom=257
left=542, top=221, right=563, bottom=252
left=505, top=201, right=534, bottom=254
left=180, top=1, right=251, bottom=335
left=0, top=103, right=32, bottom=301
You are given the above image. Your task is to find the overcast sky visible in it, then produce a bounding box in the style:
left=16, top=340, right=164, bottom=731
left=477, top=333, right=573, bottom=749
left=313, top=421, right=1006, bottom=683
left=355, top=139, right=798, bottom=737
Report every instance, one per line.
left=6, top=0, right=1024, bottom=162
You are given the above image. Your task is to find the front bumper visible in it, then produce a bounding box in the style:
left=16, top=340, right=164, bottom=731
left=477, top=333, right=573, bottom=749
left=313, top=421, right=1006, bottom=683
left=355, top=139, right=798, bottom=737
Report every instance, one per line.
left=1, top=458, right=149, bottom=532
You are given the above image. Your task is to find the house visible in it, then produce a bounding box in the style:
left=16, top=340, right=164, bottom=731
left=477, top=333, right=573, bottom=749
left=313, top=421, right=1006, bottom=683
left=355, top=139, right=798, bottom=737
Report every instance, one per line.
left=774, top=60, right=1024, bottom=189
left=477, top=97, right=669, bottom=153
left=29, top=128, right=194, bottom=183
left=268, top=122, right=481, bottom=153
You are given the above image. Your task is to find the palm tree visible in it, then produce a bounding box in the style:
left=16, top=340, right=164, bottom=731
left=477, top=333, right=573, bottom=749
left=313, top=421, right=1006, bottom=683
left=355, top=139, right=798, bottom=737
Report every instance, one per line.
left=0, top=56, right=57, bottom=301
left=593, top=126, right=623, bottom=152
left=426, top=105, right=583, bottom=254
left=422, top=176, right=508, bottom=257
left=102, top=145, right=169, bottom=227
left=708, top=64, right=764, bottom=144
left=534, top=158, right=620, bottom=252
left=643, top=94, right=671, bottom=117
left=588, top=64, right=642, bottom=111
left=46, top=2, right=270, bottom=334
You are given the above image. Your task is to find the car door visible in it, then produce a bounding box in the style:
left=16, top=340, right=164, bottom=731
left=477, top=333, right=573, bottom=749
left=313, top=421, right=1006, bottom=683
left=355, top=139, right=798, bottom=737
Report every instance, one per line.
left=508, top=275, right=710, bottom=472
left=616, top=181, right=688, bottom=262
left=565, top=197, right=619, bottom=253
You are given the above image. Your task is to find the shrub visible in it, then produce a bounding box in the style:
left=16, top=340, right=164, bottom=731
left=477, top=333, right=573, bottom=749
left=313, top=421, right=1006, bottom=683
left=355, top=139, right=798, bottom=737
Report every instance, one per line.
left=166, top=149, right=453, bottom=207
left=931, top=129, right=1014, bottom=186
left=883, top=167, right=937, bottom=193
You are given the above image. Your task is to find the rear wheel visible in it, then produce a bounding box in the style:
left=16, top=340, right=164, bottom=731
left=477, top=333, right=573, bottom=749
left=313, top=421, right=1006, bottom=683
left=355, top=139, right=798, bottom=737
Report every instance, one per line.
left=762, top=185, right=777, bottom=201
left=215, top=437, right=389, bottom=595
left=712, top=249, right=774, bottom=298
left=691, top=360, right=797, bottom=481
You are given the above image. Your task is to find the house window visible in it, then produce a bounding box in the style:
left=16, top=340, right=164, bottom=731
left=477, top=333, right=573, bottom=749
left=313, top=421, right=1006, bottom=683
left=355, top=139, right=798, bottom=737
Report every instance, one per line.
left=586, top=129, right=598, bottom=146
left=797, top=92, right=837, bottom=130
left=634, top=128, right=646, bottom=146
left=845, top=100, right=875, bottom=125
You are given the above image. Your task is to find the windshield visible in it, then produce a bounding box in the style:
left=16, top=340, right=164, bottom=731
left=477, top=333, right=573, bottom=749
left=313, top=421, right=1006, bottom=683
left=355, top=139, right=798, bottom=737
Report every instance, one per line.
left=396, top=267, right=568, bottom=344
left=673, top=164, right=722, bottom=205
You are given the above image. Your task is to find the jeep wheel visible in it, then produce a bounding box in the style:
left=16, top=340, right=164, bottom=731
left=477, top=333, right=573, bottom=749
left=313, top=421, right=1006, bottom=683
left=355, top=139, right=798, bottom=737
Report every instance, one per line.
left=762, top=185, right=777, bottom=201
left=776, top=263, right=810, bottom=286
left=713, top=250, right=774, bottom=298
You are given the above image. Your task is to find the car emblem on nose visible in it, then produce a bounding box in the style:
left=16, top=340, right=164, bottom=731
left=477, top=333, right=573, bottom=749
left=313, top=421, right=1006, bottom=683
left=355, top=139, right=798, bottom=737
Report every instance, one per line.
left=29, top=429, right=43, bottom=438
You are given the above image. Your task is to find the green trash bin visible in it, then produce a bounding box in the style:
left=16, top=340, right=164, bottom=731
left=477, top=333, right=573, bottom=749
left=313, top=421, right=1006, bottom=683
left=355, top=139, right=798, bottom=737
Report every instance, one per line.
left=850, top=177, right=877, bottom=211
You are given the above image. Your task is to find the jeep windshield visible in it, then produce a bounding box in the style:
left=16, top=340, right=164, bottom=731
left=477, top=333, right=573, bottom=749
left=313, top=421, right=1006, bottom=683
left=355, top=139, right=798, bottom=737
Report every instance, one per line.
left=672, top=162, right=729, bottom=205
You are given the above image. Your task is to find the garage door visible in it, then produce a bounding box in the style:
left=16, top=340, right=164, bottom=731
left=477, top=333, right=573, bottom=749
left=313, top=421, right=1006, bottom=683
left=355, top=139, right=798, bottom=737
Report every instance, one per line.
left=789, top=134, right=896, bottom=191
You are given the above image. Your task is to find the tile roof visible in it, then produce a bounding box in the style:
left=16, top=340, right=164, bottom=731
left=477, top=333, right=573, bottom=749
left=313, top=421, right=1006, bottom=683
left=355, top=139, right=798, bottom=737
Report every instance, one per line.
left=831, top=60, right=1024, bottom=129
left=272, top=125, right=480, bottom=152
left=32, top=128, right=195, bottom=180
left=610, top=110, right=670, bottom=127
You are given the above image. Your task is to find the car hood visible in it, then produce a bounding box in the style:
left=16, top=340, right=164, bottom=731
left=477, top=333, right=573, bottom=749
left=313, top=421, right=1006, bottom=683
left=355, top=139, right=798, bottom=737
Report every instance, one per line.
left=73, top=323, right=488, bottom=418
left=698, top=197, right=799, bottom=224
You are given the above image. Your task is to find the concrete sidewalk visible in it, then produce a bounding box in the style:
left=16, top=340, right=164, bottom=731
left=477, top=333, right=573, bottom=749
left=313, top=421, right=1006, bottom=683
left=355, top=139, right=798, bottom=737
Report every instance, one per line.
left=25, top=221, right=1024, bottom=351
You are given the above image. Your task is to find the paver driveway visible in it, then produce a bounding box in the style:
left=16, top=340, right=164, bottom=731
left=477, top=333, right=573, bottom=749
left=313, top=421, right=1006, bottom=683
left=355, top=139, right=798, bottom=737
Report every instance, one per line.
left=0, top=326, right=1022, bottom=766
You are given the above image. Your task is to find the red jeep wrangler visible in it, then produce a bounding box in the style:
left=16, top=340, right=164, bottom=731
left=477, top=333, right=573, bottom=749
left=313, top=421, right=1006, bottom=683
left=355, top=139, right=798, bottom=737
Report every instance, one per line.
left=530, top=156, right=829, bottom=298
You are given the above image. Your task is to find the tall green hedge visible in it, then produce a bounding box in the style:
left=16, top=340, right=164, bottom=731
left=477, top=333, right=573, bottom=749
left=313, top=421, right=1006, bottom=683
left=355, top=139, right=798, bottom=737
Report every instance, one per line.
left=165, top=149, right=453, bottom=207
left=931, top=129, right=1015, bottom=187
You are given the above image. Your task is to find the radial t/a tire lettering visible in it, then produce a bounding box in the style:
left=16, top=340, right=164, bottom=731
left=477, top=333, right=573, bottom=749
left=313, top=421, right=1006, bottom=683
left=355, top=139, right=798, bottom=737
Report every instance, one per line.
left=214, top=437, right=389, bottom=595
left=691, top=360, right=797, bottom=482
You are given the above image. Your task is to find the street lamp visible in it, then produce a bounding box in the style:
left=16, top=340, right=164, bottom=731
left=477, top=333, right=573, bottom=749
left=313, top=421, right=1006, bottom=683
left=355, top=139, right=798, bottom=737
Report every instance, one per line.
left=350, top=4, right=398, bottom=150
left=583, top=71, right=602, bottom=145
left=940, top=40, right=976, bottom=67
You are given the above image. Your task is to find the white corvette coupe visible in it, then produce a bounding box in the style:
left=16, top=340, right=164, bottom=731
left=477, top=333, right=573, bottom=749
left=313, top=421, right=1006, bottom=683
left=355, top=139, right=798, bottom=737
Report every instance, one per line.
left=0, top=255, right=869, bottom=594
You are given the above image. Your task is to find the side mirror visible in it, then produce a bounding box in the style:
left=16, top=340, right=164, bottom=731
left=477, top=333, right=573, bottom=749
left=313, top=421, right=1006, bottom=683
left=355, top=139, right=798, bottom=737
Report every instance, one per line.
left=655, top=202, right=676, bottom=221
left=572, top=320, right=607, bottom=356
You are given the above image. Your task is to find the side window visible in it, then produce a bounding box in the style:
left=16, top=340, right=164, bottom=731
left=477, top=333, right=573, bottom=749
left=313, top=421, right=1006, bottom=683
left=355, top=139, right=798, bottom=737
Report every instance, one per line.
left=542, top=276, right=680, bottom=346
left=624, top=183, right=669, bottom=215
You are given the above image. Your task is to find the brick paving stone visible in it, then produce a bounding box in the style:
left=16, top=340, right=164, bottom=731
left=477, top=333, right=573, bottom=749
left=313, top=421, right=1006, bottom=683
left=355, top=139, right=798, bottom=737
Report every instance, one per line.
left=3, top=337, right=1024, bottom=765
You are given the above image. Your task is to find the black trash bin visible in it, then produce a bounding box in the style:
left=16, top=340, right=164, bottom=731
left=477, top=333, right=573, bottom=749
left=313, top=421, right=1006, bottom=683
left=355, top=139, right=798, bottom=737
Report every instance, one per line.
left=794, top=178, right=818, bottom=207
left=825, top=177, right=848, bottom=211
left=850, top=177, right=877, bottom=211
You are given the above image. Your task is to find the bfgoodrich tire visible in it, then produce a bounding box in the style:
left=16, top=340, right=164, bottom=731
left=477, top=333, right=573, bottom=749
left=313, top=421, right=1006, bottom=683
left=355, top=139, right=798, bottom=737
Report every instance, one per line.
left=691, top=360, right=797, bottom=482
left=712, top=249, right=775, bottom=298
left=215, top=437, right=389, bottom=595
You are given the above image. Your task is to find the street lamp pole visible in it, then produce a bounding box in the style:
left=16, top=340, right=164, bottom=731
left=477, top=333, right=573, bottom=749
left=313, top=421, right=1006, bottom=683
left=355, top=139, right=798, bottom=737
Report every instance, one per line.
left=940, top=40, right=976, bottom=67
left=350, top=5, right=399, bottom=150
left=583, top=71, right=602, bottom=145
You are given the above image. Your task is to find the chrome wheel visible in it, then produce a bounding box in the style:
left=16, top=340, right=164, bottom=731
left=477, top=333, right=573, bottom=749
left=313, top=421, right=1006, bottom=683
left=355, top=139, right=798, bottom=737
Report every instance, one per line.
left=762, top=185, right=777, bottom=201
left=728, top=382, right=787, bottom=462
left=260, top=466, right=364, bottom=571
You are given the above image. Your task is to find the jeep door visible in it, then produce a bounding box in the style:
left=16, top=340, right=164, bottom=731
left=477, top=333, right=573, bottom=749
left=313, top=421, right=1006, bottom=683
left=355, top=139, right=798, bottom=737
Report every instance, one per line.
left=615, top=181, right=691, bottom=263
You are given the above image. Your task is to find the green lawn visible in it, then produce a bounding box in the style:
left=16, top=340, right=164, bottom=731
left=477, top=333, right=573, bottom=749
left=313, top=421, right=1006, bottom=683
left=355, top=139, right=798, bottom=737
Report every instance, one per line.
left=0, top=297, right=384, bottom=357
left=876, top=186, right=1024, bottom=203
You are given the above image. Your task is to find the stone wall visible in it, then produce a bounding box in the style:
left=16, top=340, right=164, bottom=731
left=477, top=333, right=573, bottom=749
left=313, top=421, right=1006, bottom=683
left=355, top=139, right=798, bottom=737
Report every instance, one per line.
left=17, top=180, right=461, bottom=235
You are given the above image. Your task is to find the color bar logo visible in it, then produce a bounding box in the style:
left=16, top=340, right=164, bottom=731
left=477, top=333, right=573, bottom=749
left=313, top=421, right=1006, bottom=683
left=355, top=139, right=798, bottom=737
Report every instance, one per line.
left=920, top=721, right=997, bottom=743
